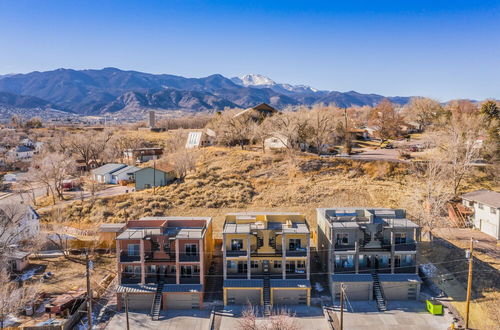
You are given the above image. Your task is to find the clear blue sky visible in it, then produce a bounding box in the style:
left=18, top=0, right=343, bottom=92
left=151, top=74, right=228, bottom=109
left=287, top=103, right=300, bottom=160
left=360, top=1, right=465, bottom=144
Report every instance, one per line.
left=0, top=0, right=499, bottom=100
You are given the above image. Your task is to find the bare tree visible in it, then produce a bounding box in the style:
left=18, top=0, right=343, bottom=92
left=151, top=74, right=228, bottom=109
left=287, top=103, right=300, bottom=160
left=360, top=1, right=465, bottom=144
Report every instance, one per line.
left=308, top=104, right=337, bottom=155
left=268, top=308, right=299, bottom=330
left=63, top=129, right=113, bottom=169
left=404, top=97, right=443, bottom=131
left=369, top=99, right=404, bottom=142
left=434, top=112, right=483, bottom=196
left=238, top=303, right=258, bottom=330
left=163, top=149, right=199, bottom=181
left=27, top=152, right=76, bottom=204
left=0, top=269, right=38, bottom=329
left=406, top=161, right=453, bottom=240
left=0, top=204, right=29, bottom=253
left=211, top=110, right=254, bottom=149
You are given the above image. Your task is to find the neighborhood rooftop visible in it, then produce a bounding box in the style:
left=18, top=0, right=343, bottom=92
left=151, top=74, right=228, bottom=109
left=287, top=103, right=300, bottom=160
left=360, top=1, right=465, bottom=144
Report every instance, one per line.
left=91, top=163, right=126, bottom=175
left=319, top=207, right=419, bottom=228
left=461, top=189, right=500, bottom=208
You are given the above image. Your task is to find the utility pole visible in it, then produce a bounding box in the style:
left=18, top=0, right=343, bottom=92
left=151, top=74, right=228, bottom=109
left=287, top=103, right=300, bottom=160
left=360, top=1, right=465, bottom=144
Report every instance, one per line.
left=124, top=292, right=130, bottom=330
left=340, top=283, right=344, bottom=330
left=153, top=159, right=156, bottom=195
left=86, top=250, right=93, bottom=330
left=343, top=109, right=351, bottom=155
left=465, top=238, right=474, bottom=329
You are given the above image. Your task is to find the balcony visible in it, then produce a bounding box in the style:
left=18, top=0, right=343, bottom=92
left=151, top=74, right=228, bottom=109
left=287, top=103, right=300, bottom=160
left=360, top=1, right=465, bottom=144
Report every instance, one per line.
left=145, top=251, right=174, bottom=261
left=120, top=275, right=141, bottom=284
left=180, top=276, right=201, bottom=284
left=120, top=252, right=140, bottom=262
left=179, top=253, right=200, bottom=262
left=334, top=244, right=356, bottom=251
left=226, top=250, right=247, bottom=257
left=394, top=242, right=417, bottom=251
left=286, top=248, right=307, bottom=257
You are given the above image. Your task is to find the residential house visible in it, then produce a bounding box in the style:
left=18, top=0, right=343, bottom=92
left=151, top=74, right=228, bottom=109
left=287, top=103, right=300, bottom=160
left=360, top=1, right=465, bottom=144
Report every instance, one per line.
left=75, top=159, right=100, bottom=172
left=115, top=216, right=213, bottom=311
left=134, top=167, right=176, bottom=191
left=91, top=164, right=127, bottom=184
left=124, top=148, right=163, bottom=164
left=7, top=145, right=35, bottom=162
left=233, top=103, right=278, bottom=123
left=223, top=212, right=311, bottom=307
left=461, top=189, right=500, bottom=239
left=5, top=250, right=31, bottom=272
left=185, top=129, right=216, bottom=149
left=110, top=165, right=140, bottom=184
left=0, top=205, right=40, bottom=245
left=317, top=208, right=421, bottom=308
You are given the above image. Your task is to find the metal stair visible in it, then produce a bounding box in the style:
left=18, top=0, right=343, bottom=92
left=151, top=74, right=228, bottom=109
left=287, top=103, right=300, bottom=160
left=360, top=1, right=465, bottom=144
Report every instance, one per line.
left=263, top=276, right=271, bottom=317
left=371, top=272, right=387, bottom=312
left=151, top=282, right=163, bottom=320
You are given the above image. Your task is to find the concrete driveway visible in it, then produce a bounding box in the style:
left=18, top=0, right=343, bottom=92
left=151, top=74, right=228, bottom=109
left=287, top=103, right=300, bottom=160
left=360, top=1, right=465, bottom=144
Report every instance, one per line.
left=105, top=310, right=211, bottom=330
left=335, top=301, right=455, bottom=330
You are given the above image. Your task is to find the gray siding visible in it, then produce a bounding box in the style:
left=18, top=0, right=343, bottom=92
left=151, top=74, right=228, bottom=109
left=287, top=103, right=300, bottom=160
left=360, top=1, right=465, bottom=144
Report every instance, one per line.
left=135, top=168, right=175, bottom=191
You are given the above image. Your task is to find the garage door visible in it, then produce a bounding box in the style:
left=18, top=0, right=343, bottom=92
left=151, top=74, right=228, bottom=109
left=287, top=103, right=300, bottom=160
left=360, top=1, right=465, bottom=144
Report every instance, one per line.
left=226, top=289, right=261, bottom=305
left=481, top=219, right=498, bottom=239
left=126, top=293, right=154, bottom=310
left=165, top=293, right=200, bottom=309
left=338, top=283, right=370, bottom=300
left=272, top=289, right=307, bottom=306
left=382, top=282, right=409, bottom=300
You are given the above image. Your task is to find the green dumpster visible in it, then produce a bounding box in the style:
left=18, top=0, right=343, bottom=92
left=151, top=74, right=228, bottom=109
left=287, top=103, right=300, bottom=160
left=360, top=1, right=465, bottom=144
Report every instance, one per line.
left=426, top=299, right=443, bottom=315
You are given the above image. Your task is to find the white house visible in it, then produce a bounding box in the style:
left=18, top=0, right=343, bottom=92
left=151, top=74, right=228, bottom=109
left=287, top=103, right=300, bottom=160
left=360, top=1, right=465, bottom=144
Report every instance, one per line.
left=185, top=129, right=216, bottom=149
left=461, top=189, right=500, bottom=239
left=264, top=132, right=288, bottom=150
left=91, top=163, right=127, bottom=184
left=7, top=145, right=35, bottom=162
left=110, top=165, right=140, bottom=184
left=0, top=205, right=40, bottom=246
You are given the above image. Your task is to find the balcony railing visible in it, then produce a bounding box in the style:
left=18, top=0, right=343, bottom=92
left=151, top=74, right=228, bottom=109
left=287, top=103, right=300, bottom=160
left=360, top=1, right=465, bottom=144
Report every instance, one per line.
left=394, top=242, right=417, bottom=251
left=286, top=248, right=307, bottom=257
left=179, top=253, right=200, bottom=262
left=226, top=250, right=247, bottom=257
left=120, top=252, right=140, bottom=262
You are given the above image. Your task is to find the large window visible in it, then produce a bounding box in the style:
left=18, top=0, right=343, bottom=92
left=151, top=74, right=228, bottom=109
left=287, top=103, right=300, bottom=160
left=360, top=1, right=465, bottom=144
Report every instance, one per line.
left=185, top=244, right=198, bottom=255
left=181, top=265, right=193, bottom=278
left=274, top=261, right=281, bottom=269
left=127, top=244, right=140, bottom=256
left=250, top=261, right=259, bottom=269
left=231, top=239, right=243, bottom=251
left=289, top=239, right=301, bottom=250
left=335, top=233, right=349, bottom=245
left=395, top=232, right=407, bottom=244
left=334, top=255, right=354, bottom=269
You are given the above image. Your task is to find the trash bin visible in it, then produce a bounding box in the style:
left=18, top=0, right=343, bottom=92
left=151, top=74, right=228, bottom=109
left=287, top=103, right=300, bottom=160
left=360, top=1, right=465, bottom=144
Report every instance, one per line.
left=426, top=299, right=443, bottom=315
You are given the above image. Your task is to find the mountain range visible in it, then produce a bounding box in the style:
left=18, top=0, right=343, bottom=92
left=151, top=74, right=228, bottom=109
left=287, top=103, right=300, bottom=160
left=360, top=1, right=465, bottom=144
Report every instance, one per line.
left=0, top=68, right=412, bottom=117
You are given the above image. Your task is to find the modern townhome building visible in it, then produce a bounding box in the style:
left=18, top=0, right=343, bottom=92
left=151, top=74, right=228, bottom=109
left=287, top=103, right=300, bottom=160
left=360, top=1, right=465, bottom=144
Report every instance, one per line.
left=317, top=208, right=421, bottom=311
left=222, top=212, right=311, bottom=309
left=461, top=189, right=500, bottom=239
left=115, top=216, right=213, bottom=316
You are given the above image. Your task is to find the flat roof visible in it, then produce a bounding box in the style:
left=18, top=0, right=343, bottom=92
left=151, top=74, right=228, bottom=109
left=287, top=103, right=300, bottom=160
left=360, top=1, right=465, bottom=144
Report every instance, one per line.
left=461, top=189, right=500, bottom=208
left=5, top=250, right=31, bottom=260
left=319, top=207, right=418, bottom=229
left=223, top=223, right=251, bottom=234
left=116, top=228, right=162, bottom=240
left=139, top=216, right=211, bottom=221
left=226, top=212, right=302, bottom=216
left=224, top=279, right=263, bottom=288
left=270, top=279, right=311, bottom=288
left=117, top=284, right=156, bottom=293
left=163, top=284, right=202, bottom=292
left=378, top=274, right=421, bottom=282
left=331, top=274, right=373, bottom=282
left=98, top=223, right=126, bottom=233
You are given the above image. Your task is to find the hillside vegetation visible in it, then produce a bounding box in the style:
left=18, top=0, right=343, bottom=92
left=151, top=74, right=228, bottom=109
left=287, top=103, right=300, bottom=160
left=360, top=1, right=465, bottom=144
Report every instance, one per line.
left=44, top=147, right=493, bottom=235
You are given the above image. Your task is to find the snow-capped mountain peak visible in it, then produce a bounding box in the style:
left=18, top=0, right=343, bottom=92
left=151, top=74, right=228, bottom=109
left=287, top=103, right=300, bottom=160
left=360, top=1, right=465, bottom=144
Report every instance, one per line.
left=231, top=74, right=322, bottom=95
left=232, top=74, right=277, bottom=87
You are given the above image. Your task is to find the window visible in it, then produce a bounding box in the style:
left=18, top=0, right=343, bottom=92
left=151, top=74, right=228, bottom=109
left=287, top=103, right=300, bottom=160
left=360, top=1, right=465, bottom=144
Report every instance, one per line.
left=185, top=244, right=197, bottom=255
left=181, top=265, right=193, bottom=278
left=194, top=265, right=200, bottom=274
left=237, top=261, right=248, bottom=273
left=491, top=207, right=497, bottom=214
left=286, top=261, right=295, bottom=272
left=163, top=243, right=170, bottom=252
left=274, top=261, right=281, bottom=269
left=469, top=201, right=474, bottom=207
left=289, top=239, right=301, bottom=250
left=227, top=261, right=236, bottom=269
left=297, top=260, right=306, bottom=269
left=231, top=239, right=243, bottom=251
left=151, top=240, right=160, bottom=251
left=250, top=261, right=259, bottom=269
left=395, top=232, right=407, bottom=244
left=336, top=233, right=349, bottom=245
left=170, top=265, right=176, bottom=273
left=334, top=255, right=354, bottom=269
left=478, top=203, right=484, bottom=210
left=128, top=244, right=140, bottom=256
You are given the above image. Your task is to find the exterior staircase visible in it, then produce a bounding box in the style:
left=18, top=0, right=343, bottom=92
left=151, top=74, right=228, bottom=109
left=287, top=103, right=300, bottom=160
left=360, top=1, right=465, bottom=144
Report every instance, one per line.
left=151, top=282, right=163, bottom=320
left=371, top=272, right=387, bottom=312
left=263, top=276, right=271, bottom=317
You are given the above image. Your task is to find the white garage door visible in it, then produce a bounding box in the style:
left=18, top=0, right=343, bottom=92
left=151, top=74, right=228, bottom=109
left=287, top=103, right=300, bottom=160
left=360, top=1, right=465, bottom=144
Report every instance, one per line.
left=126, top=293, right=154, bottom=310
left=165, top=293, right=200, bottom=309
left=337, top=283, right=370, bottom=300
left=481, top=219, right=498, bottom=239
left=226, top=289, right=261, bottom=305
left=273, top=289, right=307, bottom=306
